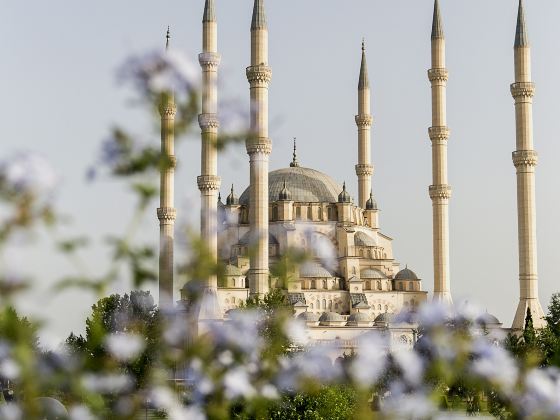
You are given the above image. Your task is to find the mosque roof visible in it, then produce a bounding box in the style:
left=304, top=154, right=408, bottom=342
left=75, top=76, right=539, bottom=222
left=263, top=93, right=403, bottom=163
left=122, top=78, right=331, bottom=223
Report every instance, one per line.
left=348, top=312, right=371, bottom=323
left=297, top=312, right=319, bottom=322
left=354, top=231, right=377, bottom=247
left=374, top=313, right=395, bottom=324
left=239, top=166, right=342, bottom=205
left=319, top=312, right=344, bottom=323
left=361, top=268, right=387, bottom=280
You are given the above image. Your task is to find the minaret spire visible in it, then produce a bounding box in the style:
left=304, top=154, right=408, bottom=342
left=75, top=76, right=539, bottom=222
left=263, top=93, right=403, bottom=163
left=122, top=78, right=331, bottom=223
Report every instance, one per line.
left=515, top=0, right=528, bottom=47
left=428, top=0, right=453, bottom=305
left=290, top=137, right=299, bottom=167
left=165, top=26, right=171, bottom=50
left=203, top=0, right=216, bottom=23
left=431, top=0, right=444, bottom=40
left=510, top=0, right=545, bottom=329
left=246, top=0, right=272, bottom=296
left=355, top=40, right=374, bottom=210
left=157, top=27, right=177, bottom=308
left=197, top=0, right=222, bottom=319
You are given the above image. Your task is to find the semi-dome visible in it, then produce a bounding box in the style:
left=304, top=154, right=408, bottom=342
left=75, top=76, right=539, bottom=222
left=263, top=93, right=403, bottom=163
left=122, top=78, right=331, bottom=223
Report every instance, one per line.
left=394, top=267, right=419, bottom=280
left=355, top=231, right=377, bottom=247
left=319, top=312, right=344, bottom=325
left=361, top=268, right=387, bottom=279
left=299, top=261, right=334, bottom=278
left=297, top=312, right=320, bottom=322
left=348, top=312, right=371, bottom=323
left=239, top=166, right=342, bottom=205
left=374, top=313, right=395, bottom=324
left=224, top=264, right=243, bottom=276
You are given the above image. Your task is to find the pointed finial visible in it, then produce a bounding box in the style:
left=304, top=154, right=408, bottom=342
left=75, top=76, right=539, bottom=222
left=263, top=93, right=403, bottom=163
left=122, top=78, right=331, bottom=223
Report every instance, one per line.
left=165, top=26, right=171, bottom=50
left=203, top=0, right=216, bottom=23
left=251, top=0, right=267, bottom=30
left=218, top=192, right=222, bottom=201
left=231, top=184, right=234, bottom=194
left=431, top=0, right=444, bottom=40
left=290, top=137, right=299, bottom=167
left=515, top=0, right=529, bottom=47
left=358, top=40, right=370, bottom=90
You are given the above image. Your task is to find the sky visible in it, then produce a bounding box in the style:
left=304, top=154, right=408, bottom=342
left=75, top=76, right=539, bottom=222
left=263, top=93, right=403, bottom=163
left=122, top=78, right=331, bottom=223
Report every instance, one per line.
left=1, top=0, right=560, bottom=345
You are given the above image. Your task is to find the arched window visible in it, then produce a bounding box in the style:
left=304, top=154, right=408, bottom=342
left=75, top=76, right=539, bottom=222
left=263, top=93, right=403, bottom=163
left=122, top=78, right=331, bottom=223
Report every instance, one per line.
left=322, top=299, right=327, bottom=310
left=364, top=281, right=370, bottom=291
left=310, top=303, right=314, bottom=310
left=398, top=282, right=404, bottom=291
left=272, top=206, right=278, bottom=221
left=334, top=303, right=339, bottom=310
left=307, top=206, right=312, bottom=220
left=311, top=280, right=316, bottom=289
left=384, top=305, right=388, bottom=311
left=323, top=279, right=327, bottom=289
left=328, top=300, right=333, bottom=310
left=316, top=300, right=320, bottom=310
left=377, top=281, right=382, bottom=291
left=296, top=206, right=301, bottom=219
left=408, top=282, right=414, bottom=291
left=327, top=207, right=333, bottom=220
left=378, top=304, right=382, bottom=311
left=318, top=207, right=323, bottom=220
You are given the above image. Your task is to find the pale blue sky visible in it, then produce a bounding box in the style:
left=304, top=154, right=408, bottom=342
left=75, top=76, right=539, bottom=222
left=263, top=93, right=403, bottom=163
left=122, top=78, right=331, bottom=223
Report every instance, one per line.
left=2, top=0, right=560, bottom=344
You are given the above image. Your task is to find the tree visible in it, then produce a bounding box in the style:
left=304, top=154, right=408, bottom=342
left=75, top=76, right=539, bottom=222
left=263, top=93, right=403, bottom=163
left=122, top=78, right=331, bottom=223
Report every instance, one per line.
left=523, top=308, right=537, bottom=347
left=67, top=291, right=160, bottom=388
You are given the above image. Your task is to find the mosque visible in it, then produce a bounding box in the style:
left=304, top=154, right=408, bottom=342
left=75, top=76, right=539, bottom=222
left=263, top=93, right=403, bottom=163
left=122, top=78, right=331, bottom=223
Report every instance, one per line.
left=156, top=0, right=545, bottom=344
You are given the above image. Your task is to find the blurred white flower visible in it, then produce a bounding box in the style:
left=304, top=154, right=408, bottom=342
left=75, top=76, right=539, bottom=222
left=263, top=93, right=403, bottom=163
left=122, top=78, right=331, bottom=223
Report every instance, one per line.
left=350, top=332, right=388, bottom=386
left=105, top=333, right=145, bottom=362
left=393, top=348, right=424, bottom=386
left=260, top=384, right=279, bottom=400
left=0, top=152, right=57, bottom=197
left=118, top=48, right=198, bottom=96
left=69, top=405, right=97, bottom=420
left=209, top=310, right=263, bottom=356
left=520, top=368, right=560, bottom=417
left=223, top=366, right=256, bottom=399
left=283, top=319, right=309, bottom=346
left=417, top=301, right=452, bottom=328
left=471, top=338, right=518, bottom=391
left=218, top=350, right=234, bottom=366
left=81, top=373, right=134, bottom=394
left=0, top=359, right=20, bottom=380
left=382, top=391, right=435, bottom=419
left=0, top=403, right=22, bottom=420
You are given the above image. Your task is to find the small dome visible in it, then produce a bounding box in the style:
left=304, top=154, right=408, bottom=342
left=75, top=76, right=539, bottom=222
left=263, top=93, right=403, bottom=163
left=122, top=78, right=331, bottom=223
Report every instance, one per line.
left=278, top=180, right=292, bottom=201
left=299, top=261, right=334, bottom=278
left=226, top=185, right=239, bottom=206
left=224, top=264, right=243, bottom=276
left=297, top=312, right=319, bottom=322
left=361, top=268, right=387, bottom=279
left=348, top=312, right=371, bottom=323
left=374, top=312, right=395, bottom=324
left=338, top=182, right=351, bottom=203
left=366, top=192, right=378, bottom=210
left=394, top=267, right=419, bottom=280
left=479, top=312, right=501, bottom=325
left=355, top=231, right=377, bottom=247
left=239, top=231, right=279, bottom=246
left=319, top=312, right=344, bottom=324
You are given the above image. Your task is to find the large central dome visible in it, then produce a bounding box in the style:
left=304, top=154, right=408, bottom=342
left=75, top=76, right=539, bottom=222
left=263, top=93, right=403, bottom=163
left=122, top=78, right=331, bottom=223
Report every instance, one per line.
left=239, top=167, right=343, bottom=205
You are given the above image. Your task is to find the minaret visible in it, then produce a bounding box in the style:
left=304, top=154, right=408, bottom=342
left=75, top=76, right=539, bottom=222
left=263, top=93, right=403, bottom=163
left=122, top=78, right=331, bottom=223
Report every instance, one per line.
left=197, top=0, right=222, bottom=319
left=246, top=0, right=272, bottom=296
left=158, top=27, right=177, bottom=308
left=510, top=0, right=545, bottom=329
left=355, top=40, right=374, bottom=210
left=428, top=0, right=452, bottom=304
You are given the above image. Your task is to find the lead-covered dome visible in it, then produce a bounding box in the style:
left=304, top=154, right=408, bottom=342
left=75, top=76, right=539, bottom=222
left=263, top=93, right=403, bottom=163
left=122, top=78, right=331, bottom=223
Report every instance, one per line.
left=394, top=267, right=419, bottom=280
left=239, top=167, right=342, bottom=205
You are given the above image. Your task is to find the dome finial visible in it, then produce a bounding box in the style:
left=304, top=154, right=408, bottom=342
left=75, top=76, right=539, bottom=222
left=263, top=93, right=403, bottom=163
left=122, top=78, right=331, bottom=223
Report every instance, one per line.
left=338, top=182, right=351, bottom=203
left=226, top=184, right=239, bottom=206
left=366, top=190, right=377, bottom=210
left=362, top=38, right=365, bottom=52
left=290, top=137, right=299, bottom=167
left=165, top=26, right=171, bottom=50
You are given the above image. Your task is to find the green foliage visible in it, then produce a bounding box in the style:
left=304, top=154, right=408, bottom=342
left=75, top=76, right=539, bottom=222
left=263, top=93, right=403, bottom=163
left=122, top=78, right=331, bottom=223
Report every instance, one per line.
left=268, top=385, right=358, bottom=420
